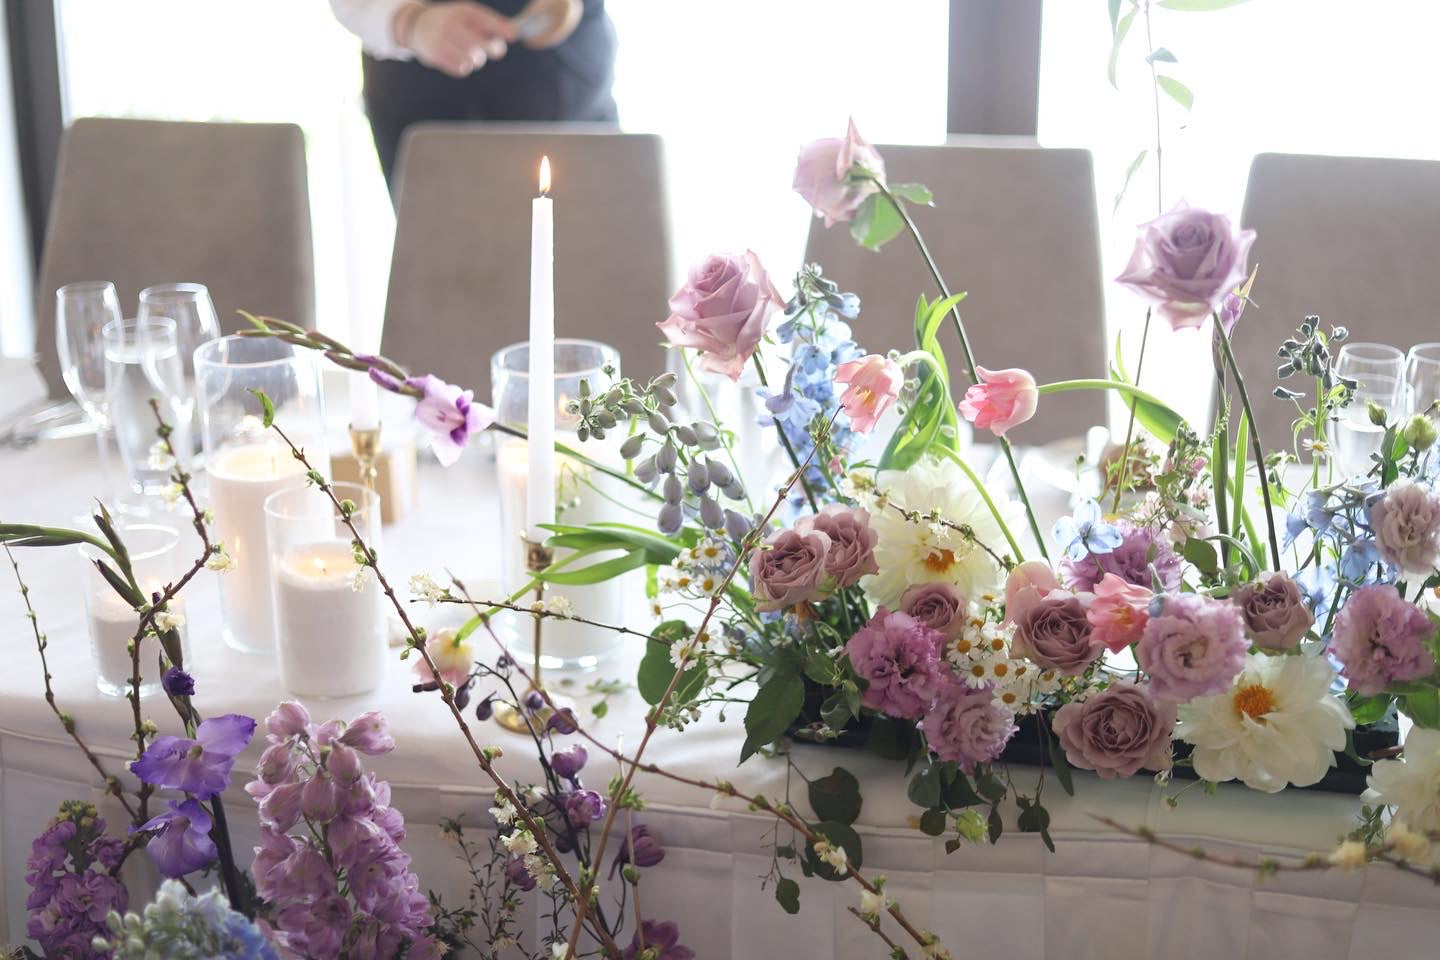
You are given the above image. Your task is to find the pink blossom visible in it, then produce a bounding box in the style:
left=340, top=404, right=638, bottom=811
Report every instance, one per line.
left=414, top=628, right=473, bottom=688
left=958, top=366, right=1039, bottom=437
left=1003, top=560, right=1061, bottom=625
left=1331, top=583, right=1436, bottom=696
left=792, top=118, right=886, bottom=227
left=919, top=679, right=1016, bottom=773
left=657, top=250, right=783, bottom=380
left=1086, top=574, right=1152, bottom=653
left=833, top=354, right=903, bottom=433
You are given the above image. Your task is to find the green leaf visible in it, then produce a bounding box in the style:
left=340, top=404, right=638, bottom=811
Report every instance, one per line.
left=809, top=767, right=863, bottom=826
left=740, top=670, right=806, bottom=762
left=1107, top=7, right=1138, bottom=87
left=849, top=192, right=905, bottom=251
left=637, top=624, right=707, bottom=706
left=907, top=764, right=942, bottom=808
left=1107, top=0, right=1122, bottom=33
left=986, top=804, right=1004, bottom=844
left=1402, top=689, right=1440, bottom=729
left=1181, top=537, right=1219, bottom=575
left=889, top=182, right=933, bottom=205
left=1111, top=335, right=1184, bottom=443
left=1043, top=726, right=1076, bottom=797
left=1113, top=149, right=1147, bottom=213
left=774, top=877, right=800, bottom=915
left=1156, top=75, right=1195, bottom=110
left=1146, top=47, right=1178, bottom=64
left=974, top=769, right=1008, bottom=804
left=880, top=292, right=966, bottom=470
left=538, top=550, right=646, bottom=585
left=806, top=821, right=863, bottom=880
left=939, top=765, right=983, bottom=807
left=1016, top=799, right=1055, bottom=852
left=1157, top=0, right=1251, bottom=9
left=249, top=388, right=276, bottom=427
left=919, top=808, right=947, bottom=836
left=1230, top=409, right=1249, bottom=544
left=1347, top=693, right=1393, bottom=726
left=865, top=715, right=919, bottom=762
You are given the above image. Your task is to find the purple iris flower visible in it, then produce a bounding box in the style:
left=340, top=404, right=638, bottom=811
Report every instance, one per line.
left=130, top=713, right=256, bottom=799
left=136, top=798, right=216, bottom=878
left=405, top=374, right=495, bottom=467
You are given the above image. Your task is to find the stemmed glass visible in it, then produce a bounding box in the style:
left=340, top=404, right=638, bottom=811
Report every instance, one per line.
left=102, top=317, right=190, bottom=497
left=138, top=283, right=220, bottom=454
left=1406, top=343, right=1440, bottom=424
left=1333, top=342, right=1405, bottom=477
left=55, top=281, right=124, bottom=497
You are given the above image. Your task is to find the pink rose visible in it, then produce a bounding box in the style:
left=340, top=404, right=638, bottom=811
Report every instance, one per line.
left=1116, top=201, right=1256, bottom=331
left=1053, top=683, right=1175, bottom=779
left=792, top=118, right=886, bottom=227
left=958, top=366, right=1038, bottom=437
left=834, top=354, right=903, bottom=433
left=658, top=250, right=783, bottom=380
left=1086, top=573, right=1152, bottom=653
left=1003, top=560, right=1061, bottom=625
left=751, top=526, right=831, bottom=612
left=797, top=503, right=878, bottom=588
left=900, top=582, right=967, bottom=640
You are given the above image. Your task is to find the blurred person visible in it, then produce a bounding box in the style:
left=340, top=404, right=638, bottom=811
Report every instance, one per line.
left=329, top=0, right=618, bottom=190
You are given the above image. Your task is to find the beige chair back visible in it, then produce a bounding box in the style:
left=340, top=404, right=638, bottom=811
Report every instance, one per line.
left=35, top=117, right=314, bottom=396
left=1237, top=152, right=1440, bottom=445
left=803, top=143, right=1105, bottom=445
left=382, top=124, right=672, bottom=400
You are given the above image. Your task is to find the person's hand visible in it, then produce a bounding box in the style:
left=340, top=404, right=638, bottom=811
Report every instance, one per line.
left=397, top=2, right=516, bottom=78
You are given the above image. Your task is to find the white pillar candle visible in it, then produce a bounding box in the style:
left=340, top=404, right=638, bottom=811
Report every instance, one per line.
left=526, top=155, right=556, bottom=541
left=273, top=539, right=387, bottom=698
left=207, top=442, right=309, bottom=653
left=350, top=374, right=380, bottom=431
left=86, top=590, right=186, bottom=697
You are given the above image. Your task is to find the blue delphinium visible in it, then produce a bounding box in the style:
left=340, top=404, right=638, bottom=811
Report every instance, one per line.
left=97, top=879, right=279, bottom=959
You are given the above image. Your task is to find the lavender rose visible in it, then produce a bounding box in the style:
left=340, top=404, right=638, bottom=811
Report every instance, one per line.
left=844, top=609, right=946, bottom=720
left=1059, top=520, right=1181, bottom=593
left=1137, top=593, right=1247, bottom=702
left=657, top=250, right=783, bottom=380
left=900, top=581, right=967, bottom=640
left=1331, top=583, right=1437, bottom=696
left=1232, top=572, right=1314, bottom=650
left=1053, top=683, right=1176, bottom=779
left=1369, top=478, right=1440, bottom=575
left=798, top=503, right=879, bottom=588
left=792, top=119, right=886, bottom=227
left=919, top=679, right=1016, bottom=773
left=1116, top=201, right=1256, bottom=331
left=1011, top=592, right=1102, bottom=676
left=750, top=526, right=830, bottom=612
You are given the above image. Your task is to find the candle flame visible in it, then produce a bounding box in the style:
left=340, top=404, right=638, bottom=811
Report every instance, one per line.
left=312, top=557, right=328, bottom=576
left=538, top=155, right=551, bottom=196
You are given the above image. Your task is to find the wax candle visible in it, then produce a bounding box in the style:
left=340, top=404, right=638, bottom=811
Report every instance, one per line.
left=207, top=442, right=309, bottom=653
left=86, top=589, right=187, bottom=698
left=272, top=539, right=386, bottom=698
left=351, top=373, right=380, bottom=431
left=526, top=155, right=556, bottom=541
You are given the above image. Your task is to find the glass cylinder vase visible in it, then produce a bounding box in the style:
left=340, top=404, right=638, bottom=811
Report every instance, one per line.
left=492, top=339, right=632, bottom=671
left=194, top=336, right=329, bottom=654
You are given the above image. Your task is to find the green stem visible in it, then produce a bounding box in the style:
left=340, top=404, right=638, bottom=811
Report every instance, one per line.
left=1035, top=378, right=1178, bottom=409
left=751, top=355, right=821, bottom=513
left=1110, top=309, right=1153, bottom=514
left=491, top=423, right=659, bottom=503
left=935, top=446, right=1025, bottom=563
left=1214, top=317, right=1283, bottom=570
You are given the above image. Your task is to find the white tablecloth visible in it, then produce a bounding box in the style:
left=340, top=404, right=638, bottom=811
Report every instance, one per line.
left=1, top=435, right=1438, bottom=959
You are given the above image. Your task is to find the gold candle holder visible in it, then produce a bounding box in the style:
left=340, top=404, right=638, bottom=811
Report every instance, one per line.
left=348, top=424, right=382, bottom=493
left=493, top=537, right=570, bottom=733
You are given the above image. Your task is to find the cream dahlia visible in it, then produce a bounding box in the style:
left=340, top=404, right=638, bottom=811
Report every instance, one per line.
left=863, top=456, right=1012, bottom=608
left=1365, top=727, right=1440, bottom=833
left=1175, top=652, right=1353, bottom=793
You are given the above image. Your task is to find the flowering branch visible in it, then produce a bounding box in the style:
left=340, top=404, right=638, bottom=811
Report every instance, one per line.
left=433, top=590, right=670, bottom=648
left=887, top=500, right=1013, bottom=572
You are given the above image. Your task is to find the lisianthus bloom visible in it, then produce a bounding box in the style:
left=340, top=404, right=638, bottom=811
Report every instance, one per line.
left=1086, top=573, right=1151, bottom=653
left=1365, top=727, right=1440, bottom=833
left=958, top=366, right=1038, bottom=437
left=657, top=250, right=783, bottom=380
left=1116, top=201, right=1256, bottom=331
left=1060, top=520, right=1182, bottom=593
left=1330, top=583, right=1436, bottom=695
left=399, top=373, right=495, bottom=467
left=918, top=678, right=1017, bottom=773
left=845, top=608, right=947, bottom=720
left=834, top=354, right=902, bottom=433
left=415, top=627, right=474, bottom=688
left=136, top=798, right=218, bottom=878
left=1137, top=593, right=1246, bottom=701
left=1177, top=652, right=1353, bottom=793
left=130, top=713, right=256, bottom=799
left=793, top=118, right=886, bottom=227
left=1369, top=477, right=1440, bottom=575
left=1053, top=682, right=1174, bottom=779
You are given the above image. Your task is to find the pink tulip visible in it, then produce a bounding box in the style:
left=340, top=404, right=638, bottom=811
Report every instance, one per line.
left=1085, top=573, right=1152, bottom=653
left=1003, top=560, right=1061, bottom=625
left=958, top=366, right=1038, bottom=436
left=792, top=119, right=886, bottom=227
left=834, top=354, right=903, bottom=433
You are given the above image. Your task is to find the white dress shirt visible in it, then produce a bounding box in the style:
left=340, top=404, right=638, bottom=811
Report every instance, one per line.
left=329, top=0, right=415, bottom=60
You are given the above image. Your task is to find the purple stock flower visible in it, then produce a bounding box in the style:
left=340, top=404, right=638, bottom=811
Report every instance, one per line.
left=25, top=803, right=127, bottom=960
left=130, top=713, right=256, bottom=799
left=1059, top=520, right=1182, bottom=593
left=1331, top=584, right=1437, bottom=695
left=162, top=666, right=195, bottom=697
left=551, top=743, right=588, bottom=781
left=623, top=919, right=696, bottom=960
left=406, top=374, right=496, bottom=467
left=844, top=608, right=947, bottom=720
left=564, top=789, right=607, bottom=828
left=918, top=679, right=1017, bottom=773
left=612, top=824, right=666, bottom=876
left=137, top=798, right=217, bottom=878
left=1137, top=593, right=1247, bottom=701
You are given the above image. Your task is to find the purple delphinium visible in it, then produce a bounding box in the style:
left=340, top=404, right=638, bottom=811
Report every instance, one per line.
left=1059, top=520, right=1182, bottom=593
left=25, top=801, right=127, bottom=960
left=136, top=798, right=218, bottom=879
left=130, top=713, right=256, bottom=799
left=918, top=679, right=1017, bottom=773
left=1137, top=593, right=1247, bottom=701
left=402, top=373, right=495, bottom=467
left=844, top=608, right=947, bottom=720
left=1331, top=584, right=1437, bottom=695
left=622, top=919, right=696, bottom=960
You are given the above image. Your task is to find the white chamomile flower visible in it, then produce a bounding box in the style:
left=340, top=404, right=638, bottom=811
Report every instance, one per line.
left=992, top=686, right=1023, bottom=713
left=408, top=572, right=447, bottom=604
left=859, top=887, right=890, bottom=918
left=348, top=567, right=369, bottom=593
left=502, top=829, right=537, bottom=857
left=205, top=548, right=236, bottom=573
left=147, top=441, right=176, bottom=471
left=152, top=609, right=185, bottom=633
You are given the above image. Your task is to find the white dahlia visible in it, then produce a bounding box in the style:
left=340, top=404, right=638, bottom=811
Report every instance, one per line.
left=1175, top=652, right=1354, bottom=793
left=1365, top=727, right=1440, bottom=833
left=864, top=455, right=1011, bottom=608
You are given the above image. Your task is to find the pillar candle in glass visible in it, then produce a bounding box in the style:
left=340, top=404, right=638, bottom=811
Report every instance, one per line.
left=195, top=336, right=329, bottom=654
left=492, top=339, right=631, bottom=670
left=78, top=522, right=191, bottom=698
left=264, top=482, right=387, bottom=698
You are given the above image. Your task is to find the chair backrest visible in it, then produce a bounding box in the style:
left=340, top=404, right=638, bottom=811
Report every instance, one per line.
left=1238, top=152, right=1440, bottom=445
left=35, top=117, right=314, bottom=396
left=803, top=143, right=1105, bottom=445
left=382, top=124, right=672, bottom=401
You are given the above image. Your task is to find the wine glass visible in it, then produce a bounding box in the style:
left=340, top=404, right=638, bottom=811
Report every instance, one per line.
left=1333, top=342, right=1405, bottom=477
left=103, top=317, right=189, bottom=497
left=1406, top=343, right=1440, bottom=423
left=56, top=281, right=125, bottom=499
left=138, top=283, right=220, bottom=453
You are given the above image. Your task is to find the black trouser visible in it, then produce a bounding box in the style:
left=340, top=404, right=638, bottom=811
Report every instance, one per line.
left=361, top=8, right=618, bottom=192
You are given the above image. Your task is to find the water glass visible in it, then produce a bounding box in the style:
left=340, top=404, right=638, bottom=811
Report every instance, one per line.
left=138, top=283, right=220, bottom=453
left=1333, top=342, right=1405, bottom=477
left=1407, top=343, right=1440, bottom=422
left=78, top=521, right=190, bottom=698
left=103, top=318, right=190, bottom=496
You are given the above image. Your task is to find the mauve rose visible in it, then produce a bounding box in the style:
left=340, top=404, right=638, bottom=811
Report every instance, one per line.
left=658, top=250, right=783, bottom=380
left=751, top=527, right=831, bottom=612
left=900, top=581, right=967, bottom=639
left=793, top=119, right=886, bottom=227
left=798, top=503, right=879, bottom=588
left=1011, top=592, right=1102, bottom=676
left=1369, top=478, right=1440, bottom=575
left=1232, top=572, right=1314, bottom=650
left=1116, top=201, right=1256, bottom=331
left=1053, top=683, right=1175, bottom=779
